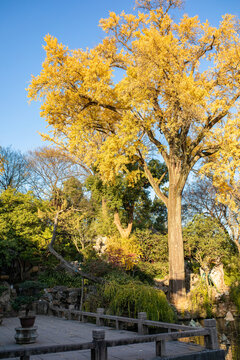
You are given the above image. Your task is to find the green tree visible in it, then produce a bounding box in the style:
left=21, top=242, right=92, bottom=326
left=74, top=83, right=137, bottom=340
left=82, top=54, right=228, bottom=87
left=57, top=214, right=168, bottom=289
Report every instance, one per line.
left=183, top=214, right=234, bottom=285
left=86, top=160, right=167, bottom=237
left=0, top=189, right=50, bottom=281
left=183, top=177, right=240, bottom=253
left=57, top=177, right=96, bottom=257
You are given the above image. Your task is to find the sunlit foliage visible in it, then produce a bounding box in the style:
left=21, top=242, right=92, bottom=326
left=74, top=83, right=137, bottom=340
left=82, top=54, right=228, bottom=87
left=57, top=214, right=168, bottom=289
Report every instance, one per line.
left=28, top=0, right=240, bottom=300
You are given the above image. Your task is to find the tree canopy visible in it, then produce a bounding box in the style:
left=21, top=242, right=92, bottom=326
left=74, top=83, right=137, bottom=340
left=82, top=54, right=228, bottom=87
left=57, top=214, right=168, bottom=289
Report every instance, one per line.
left=27, top=147, right=89, bottom=200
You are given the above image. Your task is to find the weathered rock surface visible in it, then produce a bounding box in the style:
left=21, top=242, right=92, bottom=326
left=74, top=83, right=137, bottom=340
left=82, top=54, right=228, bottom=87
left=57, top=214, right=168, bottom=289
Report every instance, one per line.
left=210, top=264, right=227, bottom=292
left=0, top=282, right=14, bottom=314
left=41, top=286, right=81, bottom=311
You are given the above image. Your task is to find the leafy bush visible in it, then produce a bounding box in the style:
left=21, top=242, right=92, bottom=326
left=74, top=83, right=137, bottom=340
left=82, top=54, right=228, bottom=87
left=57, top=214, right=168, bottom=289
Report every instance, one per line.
left=183, top=215, right=233, bottom=272
left=133, top=261, right=168, bottom=283
left=82, top=271, right=133, bottom=312
left=132, top=229, right=168, bottom=264
left=105, top=235, right=142, bottom=270
left=12, top=281, right=44, bottom=315
left=38, top=269, right=84, bottom=288
left=0, top=189, right=51, bottom=269
left=223, top=255, right=240, bottom=286
left=103, top=271, right=136, bottom=284
left=102, top=277, right=175, bottom=322
left=11, top=295, right=37, bottom=314
left=82, top=257, right=114, bottom=278
left=222, top=255, right=240, bottom=314
left=189, top=279, right=213, bottom=318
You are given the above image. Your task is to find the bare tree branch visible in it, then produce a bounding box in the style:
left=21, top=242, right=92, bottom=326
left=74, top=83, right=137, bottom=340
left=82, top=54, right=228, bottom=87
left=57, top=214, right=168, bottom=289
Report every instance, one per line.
left=48, top=210, right=103, bottom=283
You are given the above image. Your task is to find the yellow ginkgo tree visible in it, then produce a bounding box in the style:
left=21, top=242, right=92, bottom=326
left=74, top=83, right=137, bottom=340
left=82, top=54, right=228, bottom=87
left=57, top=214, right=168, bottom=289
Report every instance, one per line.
left=28, top=0, right=240, bottom=303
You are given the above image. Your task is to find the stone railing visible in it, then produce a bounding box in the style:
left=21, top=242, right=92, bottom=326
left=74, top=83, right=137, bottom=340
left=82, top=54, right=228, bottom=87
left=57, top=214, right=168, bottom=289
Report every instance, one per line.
left=47, top=305, right=198, bottom=333
left=0, top=326, right=225, bottom=360
left=0, top=307, right=225, bottom=360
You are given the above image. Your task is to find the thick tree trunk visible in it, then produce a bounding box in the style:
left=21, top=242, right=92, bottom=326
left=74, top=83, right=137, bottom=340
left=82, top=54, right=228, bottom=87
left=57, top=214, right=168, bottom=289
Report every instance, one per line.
left=168, top=168, right=186, bottom=304
left=141, top=153, right=187, bottom=304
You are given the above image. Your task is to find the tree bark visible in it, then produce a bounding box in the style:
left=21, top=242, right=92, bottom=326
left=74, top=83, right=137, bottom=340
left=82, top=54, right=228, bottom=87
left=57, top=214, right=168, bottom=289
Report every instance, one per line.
left=102, top=197, right=108, bottom=220
left=167, top=161, right=186, bottom=304
left=227, top=209, right=240, bottom=254
left=114, top=209, right=133, bottom=238
left=234, top=239, right=240, bottom=254
left=142, top=153, right=187, bottom=303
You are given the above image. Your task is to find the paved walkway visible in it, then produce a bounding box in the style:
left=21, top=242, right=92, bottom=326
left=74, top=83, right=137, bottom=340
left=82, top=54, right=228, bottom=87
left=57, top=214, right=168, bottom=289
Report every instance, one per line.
left=0, top=315, right=206, bottom=359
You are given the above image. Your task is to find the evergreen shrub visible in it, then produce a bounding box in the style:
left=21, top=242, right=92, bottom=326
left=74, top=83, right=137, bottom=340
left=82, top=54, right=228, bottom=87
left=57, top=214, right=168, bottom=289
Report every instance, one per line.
left=189, top=279, right=213, bottom=318
left=38, top=269, right=83, bottom=288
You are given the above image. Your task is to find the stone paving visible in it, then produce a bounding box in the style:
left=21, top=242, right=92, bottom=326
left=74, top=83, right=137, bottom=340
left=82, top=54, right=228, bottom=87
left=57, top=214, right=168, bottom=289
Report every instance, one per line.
left=0, top=315, right=207, bottom=359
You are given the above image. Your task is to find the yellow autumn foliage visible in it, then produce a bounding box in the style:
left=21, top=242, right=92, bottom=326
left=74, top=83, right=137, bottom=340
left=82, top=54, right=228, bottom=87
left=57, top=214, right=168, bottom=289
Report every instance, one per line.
left=28, top=5, right=240, bottom=186
left=27, top=0, right=240, bottom=299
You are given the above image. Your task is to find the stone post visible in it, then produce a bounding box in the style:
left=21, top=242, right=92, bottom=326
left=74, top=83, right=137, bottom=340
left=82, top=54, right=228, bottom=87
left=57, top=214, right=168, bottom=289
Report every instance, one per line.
left=96, top=308, right=105, bottom=327
left=115, top=319, right=123, bottom=330
left=81, top=311, right=88, bottom=322
left=204, top=319, right=219, bottom=350
left=156, top=339, right=167, bottom=357
left=91, top=329, right=107, bottom=360
left=138, top=312, right=148, bottom=335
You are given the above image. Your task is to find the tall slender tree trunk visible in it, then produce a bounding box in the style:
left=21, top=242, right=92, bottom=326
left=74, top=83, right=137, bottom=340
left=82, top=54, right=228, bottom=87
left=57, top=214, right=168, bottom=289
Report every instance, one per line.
left=168, top=163, right=186, bottom=304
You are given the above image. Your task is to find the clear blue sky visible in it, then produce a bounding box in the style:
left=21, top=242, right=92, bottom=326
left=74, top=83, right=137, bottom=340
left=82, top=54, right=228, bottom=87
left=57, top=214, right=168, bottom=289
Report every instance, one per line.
left=0, top=0, right=239, bottom=153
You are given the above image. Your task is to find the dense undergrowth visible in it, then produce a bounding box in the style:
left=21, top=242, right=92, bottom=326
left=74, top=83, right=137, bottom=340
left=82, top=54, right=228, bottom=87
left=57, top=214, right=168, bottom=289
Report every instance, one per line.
left=37, top=267, right=175, bottom=322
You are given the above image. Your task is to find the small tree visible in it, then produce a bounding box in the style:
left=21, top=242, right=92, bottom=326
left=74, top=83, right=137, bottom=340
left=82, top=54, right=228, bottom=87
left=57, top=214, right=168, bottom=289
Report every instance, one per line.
left=0, top=189, right=50, bottom=281
left=183, top=214, right=233, bottom=285
left=183, top=177, right=240, bottom=253
left=11, top=281, right=44, bottom=316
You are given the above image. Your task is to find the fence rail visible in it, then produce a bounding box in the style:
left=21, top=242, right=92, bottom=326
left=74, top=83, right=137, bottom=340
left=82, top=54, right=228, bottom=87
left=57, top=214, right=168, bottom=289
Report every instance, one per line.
left=48, top=305, right=196, bottom=331
left=0, top=307, right=220, bottom=360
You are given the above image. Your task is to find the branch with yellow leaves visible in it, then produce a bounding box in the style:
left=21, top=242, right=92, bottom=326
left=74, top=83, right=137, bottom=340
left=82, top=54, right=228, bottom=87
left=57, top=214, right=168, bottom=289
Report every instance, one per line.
left=189, top=91, right=240, bottom=158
